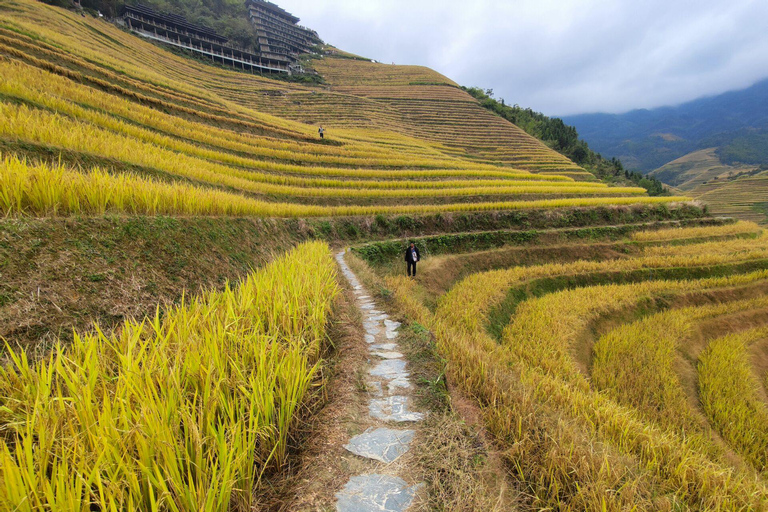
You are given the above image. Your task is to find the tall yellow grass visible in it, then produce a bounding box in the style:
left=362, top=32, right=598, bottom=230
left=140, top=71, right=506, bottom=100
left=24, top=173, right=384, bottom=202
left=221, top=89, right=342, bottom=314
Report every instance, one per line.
left=592, top=296, right=768, bottom=439
left=699, top=326, right=768, bottom=472
left=0, top=241, right=339, bottom=510
left=631, top=220, right=762, bottom=241
left=0, top=156, right=687, bottom=218
left=378, top=235, right=768, bottom=509
left=0, top=102, right=646, bottom=199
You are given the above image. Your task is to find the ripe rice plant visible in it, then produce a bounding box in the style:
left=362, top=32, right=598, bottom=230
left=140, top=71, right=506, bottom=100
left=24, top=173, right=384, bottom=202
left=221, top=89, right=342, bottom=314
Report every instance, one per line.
left=0, top=241, right=339, bottom=511
left=502, top=278, right=768, bottom=390
left=3, top=102, right=634, bottom=201
left=0, top=0, right=586, bottom=177
left=698, top=326, right=768, bottom=472
left=592, top=296, right=768, bottom=437
left=434, top=272, right=768, bottom=509
left=630, top=220, right=762, bottom=241
left=377, top=233, right=768, bottom=509
left=0, top=60, right=510, bottom=172
left=0, top=156, right=686, bottom=218
left=0, top=155, right=300, bottom=217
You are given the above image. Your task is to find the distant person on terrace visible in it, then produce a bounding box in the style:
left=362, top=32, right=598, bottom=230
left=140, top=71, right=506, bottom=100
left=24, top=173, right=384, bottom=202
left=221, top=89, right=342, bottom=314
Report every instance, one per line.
left=405, top=242, right=420, bottom=278
left=318, top=126, right=325, bottom=139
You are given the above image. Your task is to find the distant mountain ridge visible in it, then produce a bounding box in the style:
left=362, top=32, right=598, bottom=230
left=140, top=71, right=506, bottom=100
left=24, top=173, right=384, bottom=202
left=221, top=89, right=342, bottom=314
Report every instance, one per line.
left=562, top=79, right=768, bottom=172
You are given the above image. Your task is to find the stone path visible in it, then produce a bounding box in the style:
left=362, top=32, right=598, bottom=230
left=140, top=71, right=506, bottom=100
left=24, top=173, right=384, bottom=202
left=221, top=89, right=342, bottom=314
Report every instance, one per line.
left=334, top=250, right=425, bottom=512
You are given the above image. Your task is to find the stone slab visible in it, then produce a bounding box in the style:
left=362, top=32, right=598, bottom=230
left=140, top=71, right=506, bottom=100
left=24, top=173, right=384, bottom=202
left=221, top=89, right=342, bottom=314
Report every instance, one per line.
left=384, top=320, right=401, bottom=330
left=384, top=320, right=401, bottom=340
left=372, top=351, right=404, bottom=359
left=369, top=396, right=424, bottom=422
left=344, top=427, right=415, bottom=463
left=371, top=343, right=398, bottom=351
left=387, top=378, right=411, bottom=393
left=370, top=359, right=408, bottom=380
left=336, top=474, right=423, bottom=512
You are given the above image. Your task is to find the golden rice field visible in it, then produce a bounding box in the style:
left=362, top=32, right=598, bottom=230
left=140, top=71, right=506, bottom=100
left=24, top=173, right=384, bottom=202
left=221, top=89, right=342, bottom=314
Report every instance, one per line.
left=351, top=221, right=768, bottom=510
left=692, top=172, right=768, bottom=224
left=0, top=0, right=693, bottom=218
left=1, top=0, right=760, bottom=510
left=0, top=241, right=339, bottom=510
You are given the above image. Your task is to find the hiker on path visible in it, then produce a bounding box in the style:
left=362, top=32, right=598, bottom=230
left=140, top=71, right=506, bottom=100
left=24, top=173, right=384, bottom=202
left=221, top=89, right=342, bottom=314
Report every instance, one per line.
left=404, top=242, right=420, bottom=278
left=318, top=126, right=325, bottom=139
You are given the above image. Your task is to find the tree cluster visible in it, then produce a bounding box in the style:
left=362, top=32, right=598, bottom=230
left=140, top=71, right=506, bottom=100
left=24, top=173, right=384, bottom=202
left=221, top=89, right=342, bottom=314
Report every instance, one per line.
left=463, top=86, right=667, bottom=196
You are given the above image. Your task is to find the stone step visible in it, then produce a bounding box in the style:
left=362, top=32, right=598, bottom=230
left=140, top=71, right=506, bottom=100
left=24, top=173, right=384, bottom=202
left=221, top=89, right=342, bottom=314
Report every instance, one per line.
left=369, top=396, right=425, bottom=422
left=336, top=474, right=423, bottom=512
left=344, top=427, right=415, bottom=463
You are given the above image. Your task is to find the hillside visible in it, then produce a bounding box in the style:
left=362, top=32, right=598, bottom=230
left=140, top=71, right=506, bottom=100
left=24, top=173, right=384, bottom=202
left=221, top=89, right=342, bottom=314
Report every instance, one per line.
left=649, top=148, right=758, bottom=191
left=563, top=78, right=768, bottom=172
left=647, top=149, right=768, bottom=224
left=0, top=0, right=674, bottom=219
left=691, top=171, right=768, bottom=224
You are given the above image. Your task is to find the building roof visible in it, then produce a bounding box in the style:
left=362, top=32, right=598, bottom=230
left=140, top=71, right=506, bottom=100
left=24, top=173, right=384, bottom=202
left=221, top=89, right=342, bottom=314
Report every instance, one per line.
left=245, top=0, right=300, bottom=24
left=124, top=4, right=228, bottom=43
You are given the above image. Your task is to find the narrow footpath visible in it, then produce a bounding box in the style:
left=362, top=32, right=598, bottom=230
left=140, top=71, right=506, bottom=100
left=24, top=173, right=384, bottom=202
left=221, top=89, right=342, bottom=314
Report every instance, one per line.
left=333, top=249, right=425, bottom=512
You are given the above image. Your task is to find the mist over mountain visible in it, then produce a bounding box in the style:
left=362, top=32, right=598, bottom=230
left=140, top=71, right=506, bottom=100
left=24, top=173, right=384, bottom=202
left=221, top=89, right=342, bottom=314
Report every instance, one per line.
left=562, top=78, right=768, bottom=172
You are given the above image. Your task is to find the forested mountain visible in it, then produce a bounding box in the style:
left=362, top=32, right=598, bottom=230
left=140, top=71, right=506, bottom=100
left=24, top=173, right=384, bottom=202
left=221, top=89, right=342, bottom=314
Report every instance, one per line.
left=563, top=79, right=768, bottom=172
left=464, top=87, right=666, bottom=194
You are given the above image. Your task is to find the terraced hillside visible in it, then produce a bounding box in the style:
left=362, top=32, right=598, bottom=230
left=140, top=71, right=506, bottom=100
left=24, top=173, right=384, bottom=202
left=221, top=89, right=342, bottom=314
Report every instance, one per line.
left=649, top=149, right=768, bottom=224
left=691, top=172, right=768, bottom=224
left=352, top=220, right=768, bottom=510
left=0, top=0, right=658, bottom=218
left=0, top=1, right=730, bottom=510
left=649, top=149, right=756, bottom=191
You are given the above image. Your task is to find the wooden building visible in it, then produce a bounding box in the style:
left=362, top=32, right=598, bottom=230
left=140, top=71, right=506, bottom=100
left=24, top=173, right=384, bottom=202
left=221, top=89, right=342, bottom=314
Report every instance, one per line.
left=122, top=4, right=290, bottom=73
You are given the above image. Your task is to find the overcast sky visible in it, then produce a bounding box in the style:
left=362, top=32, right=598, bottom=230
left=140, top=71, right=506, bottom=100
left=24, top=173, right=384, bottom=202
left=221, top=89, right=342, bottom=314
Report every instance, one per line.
left=277, top=0, right=768, bottom=116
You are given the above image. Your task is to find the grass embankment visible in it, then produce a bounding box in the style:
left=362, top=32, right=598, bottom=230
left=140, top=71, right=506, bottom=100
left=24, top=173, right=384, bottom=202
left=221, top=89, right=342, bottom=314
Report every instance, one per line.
left=0, top=242, right=339, bottom=510
left=353, top=216, right=745, bottom=267
left=0, top=216, right=305, bottom=351
left=1, top=205, right=708, bottom=352
left=351, top=227, right=768, bottom=510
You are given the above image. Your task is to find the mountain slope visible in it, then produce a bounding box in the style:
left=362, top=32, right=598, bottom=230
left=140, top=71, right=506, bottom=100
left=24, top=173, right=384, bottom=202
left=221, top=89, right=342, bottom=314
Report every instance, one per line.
left=648, top=148, right=760, bottom=191
left=563, top=79, right=768, bottom=172
left=0, top=0, right=681, bottom=219
left=648, top=149, right=768, bottom=223
left=691, top=171, right=768, bottom=224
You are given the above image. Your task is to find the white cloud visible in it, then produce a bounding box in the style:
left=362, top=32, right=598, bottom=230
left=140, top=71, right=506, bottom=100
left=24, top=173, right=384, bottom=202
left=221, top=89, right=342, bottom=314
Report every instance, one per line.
left=277, top=0, right=768, bottom=115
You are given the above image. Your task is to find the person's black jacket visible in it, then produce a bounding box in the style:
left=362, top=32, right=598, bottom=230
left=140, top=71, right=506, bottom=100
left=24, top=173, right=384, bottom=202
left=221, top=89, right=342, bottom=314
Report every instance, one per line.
left=404, top=246, right=420, bottom=262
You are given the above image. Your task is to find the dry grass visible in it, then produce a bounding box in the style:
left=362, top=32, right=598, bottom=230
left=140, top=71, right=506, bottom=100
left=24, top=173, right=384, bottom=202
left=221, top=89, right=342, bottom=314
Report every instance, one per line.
left=411, top=413, right=514, bottom=512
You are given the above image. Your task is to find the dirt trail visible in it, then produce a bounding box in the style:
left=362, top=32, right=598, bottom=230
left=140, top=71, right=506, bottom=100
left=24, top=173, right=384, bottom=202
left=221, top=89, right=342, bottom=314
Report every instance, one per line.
left=332, top=249, right=425, bottom=512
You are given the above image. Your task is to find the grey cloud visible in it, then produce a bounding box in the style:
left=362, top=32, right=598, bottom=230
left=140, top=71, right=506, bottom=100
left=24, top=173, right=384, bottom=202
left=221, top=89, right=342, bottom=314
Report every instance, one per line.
left=277, top=0, right=768, bottom=116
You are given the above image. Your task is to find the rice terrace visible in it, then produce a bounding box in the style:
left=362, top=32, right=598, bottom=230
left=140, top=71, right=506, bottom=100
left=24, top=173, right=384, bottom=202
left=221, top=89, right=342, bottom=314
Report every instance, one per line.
left=0, top=0, right=767, bottom=510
